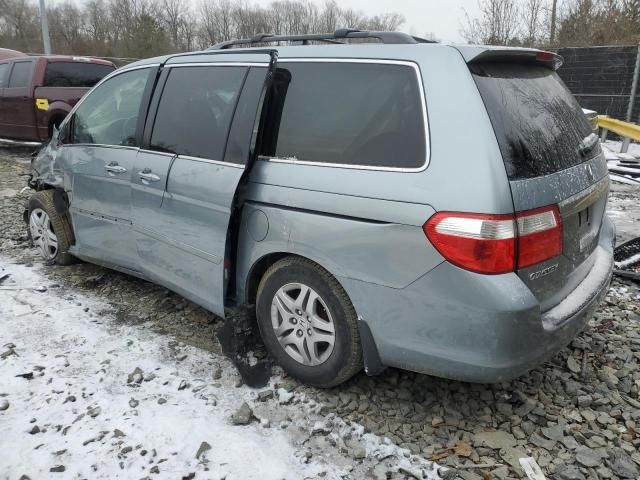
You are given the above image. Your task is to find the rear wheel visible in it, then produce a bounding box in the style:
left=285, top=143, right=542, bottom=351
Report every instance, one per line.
left=256, top=256, right=362, bottom=387
left=27, top=190, right=75, bottom=265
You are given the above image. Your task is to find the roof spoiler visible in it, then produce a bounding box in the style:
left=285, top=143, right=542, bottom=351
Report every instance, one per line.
left=464, top=48, right=563, bottom=71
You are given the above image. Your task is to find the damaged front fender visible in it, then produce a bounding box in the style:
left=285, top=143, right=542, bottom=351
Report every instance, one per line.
left=31, top=128, right=64, bottom=189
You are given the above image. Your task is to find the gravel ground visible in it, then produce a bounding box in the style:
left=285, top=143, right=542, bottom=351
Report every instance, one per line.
left=2, top=147, right=640, bottom=480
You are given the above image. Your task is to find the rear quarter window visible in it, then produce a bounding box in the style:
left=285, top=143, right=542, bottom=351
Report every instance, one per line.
left=471, top=63, right=594, bottom=180
left=44, top=62, right=115, bottom=88
left=0, top=63, right=8, bottom=88
left=8, top=61, right=32, bottom=88
left=263, top=61, right=427, bottom=169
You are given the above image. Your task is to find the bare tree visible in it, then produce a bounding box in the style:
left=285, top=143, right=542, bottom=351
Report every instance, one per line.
left=0, top=0, right=408, bottom=57
left=320, top=0, right=340, bottom=31
left=84, top=0, right=111, bottom=55
left=461, top=0, right=521, bottom=45
left=0, top=0, right=41, bottom=52
left=340, top=8, right=364, bottom=29
left=161, top=0, right=188, bottom=51
left=522, top=0, right=546, bottom=45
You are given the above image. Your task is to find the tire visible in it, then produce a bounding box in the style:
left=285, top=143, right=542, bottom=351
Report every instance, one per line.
left=256, top=256, right=362, bottom=387
left=27, top=190, right=75, bottom=265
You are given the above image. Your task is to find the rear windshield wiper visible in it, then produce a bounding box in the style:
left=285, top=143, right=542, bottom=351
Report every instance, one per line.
left=579, top=133, right=599, bottom=157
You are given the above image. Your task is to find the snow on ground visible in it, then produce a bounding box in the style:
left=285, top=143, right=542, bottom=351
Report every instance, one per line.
left=602, top=139, right=640, bottom=158
left=0, top=257, right=440, bottom=480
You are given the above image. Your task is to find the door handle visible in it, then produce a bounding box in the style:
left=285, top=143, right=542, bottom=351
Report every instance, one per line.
left=139, top=169, right=161, bottom=182
left=104, top=163, right=127, bottom=174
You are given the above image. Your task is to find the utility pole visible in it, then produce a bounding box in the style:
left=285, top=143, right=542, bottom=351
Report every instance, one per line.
left=550, top=0, right=558, bottom=44
left=39, top=0, right=52, bottom=54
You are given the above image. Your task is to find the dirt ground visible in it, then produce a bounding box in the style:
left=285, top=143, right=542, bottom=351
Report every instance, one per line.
left=2, top=146, right=640, bottom=480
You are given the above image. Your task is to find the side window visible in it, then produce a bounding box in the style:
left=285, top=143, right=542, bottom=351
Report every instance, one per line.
left=264, top=62, right=427, bottom=169
left=0, top=64, right=8, bottom=88
left=72, top=68, right=148, bottom=146
left=150, top=66, right=247, bottom=159
left=44, top=62, right=115, bottom=88
left=8, top=61, right=32, bottom=88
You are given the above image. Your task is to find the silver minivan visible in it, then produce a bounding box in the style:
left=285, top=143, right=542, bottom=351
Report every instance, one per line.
left=26, top=31, right=614, bottom=387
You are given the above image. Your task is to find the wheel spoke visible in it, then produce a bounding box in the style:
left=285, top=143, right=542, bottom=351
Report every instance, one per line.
left=305, top=337, right=323, bottom=365
left=300, top=337, right=314, bottom=365
left=273, top=319, right=293, bottom=337
left=273, top=295, right=292, bottom=321
left=310, top=313, right=335, bottom=334
left=304, top=289, right=319, bottom=314
left=46, top=229, right=57, bottom=244
left=29, top=215, right=39, bottom=232
left=313, top=331, right=335, bottom=345
left=32, top=213, right=42, bottom=228
left=275, top=289, right=296, bottom=314
left=279, top=329, right=299, bottom=347
left=294, top=284, right=310, bottom=309
left=48, top=236, right=58, bottom=252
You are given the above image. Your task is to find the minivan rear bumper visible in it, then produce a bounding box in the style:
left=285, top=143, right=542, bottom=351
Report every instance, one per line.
left=341, top=215, right=615, bottom=383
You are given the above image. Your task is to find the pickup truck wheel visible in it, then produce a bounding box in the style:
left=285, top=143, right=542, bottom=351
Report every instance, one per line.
left=256, top=256, right=362, bottom=387
left=27, top=190, right=75, bottom=265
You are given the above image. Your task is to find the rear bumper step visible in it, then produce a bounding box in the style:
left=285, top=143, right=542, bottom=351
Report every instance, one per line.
left=542, top=244, right=613, bottom=329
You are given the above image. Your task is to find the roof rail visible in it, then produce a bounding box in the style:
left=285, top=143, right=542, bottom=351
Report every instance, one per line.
left=208, top=29, right=436, bottom=50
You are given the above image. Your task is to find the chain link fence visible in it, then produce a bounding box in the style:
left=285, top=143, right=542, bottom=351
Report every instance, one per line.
left=556, top=45, right=640, bottom=123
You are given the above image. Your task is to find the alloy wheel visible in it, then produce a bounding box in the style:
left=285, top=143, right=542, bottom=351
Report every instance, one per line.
left=270, top=283, right=336, bottom=366
left=29, top=208, right=58, bottom=260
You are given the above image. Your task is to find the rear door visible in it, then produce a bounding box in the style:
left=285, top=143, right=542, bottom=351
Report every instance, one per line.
left=132, top=53, right=274, bottom=316
left=470, top=58, right=609, bottom=311
left=2, top=60, right=36, bottom=140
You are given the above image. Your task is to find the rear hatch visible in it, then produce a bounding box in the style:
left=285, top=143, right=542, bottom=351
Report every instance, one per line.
left=468, top=50, right=609, bottom=311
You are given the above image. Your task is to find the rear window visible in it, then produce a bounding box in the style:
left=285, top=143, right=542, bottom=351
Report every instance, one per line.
left=150, top=66, right=247, bottom=159
left=44, top=62, right=114, bottom=88
left=8, top=61, right=32, bottom=88
left=263, top=62, right=427, bottom=169
left=472, top=63, right=594, bottom=180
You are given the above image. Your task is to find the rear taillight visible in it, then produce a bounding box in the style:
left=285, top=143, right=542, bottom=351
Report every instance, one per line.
left=424, top=212, right=516, bottom=274
left=423, top=205, right=562, bottom=275
left=516, top=205, right=562, bottom=268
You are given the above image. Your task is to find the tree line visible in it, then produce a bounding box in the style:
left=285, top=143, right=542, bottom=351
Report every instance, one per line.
left=0, top=0, right=405, bottom=60
left=463, top=0, right=640, bottom=47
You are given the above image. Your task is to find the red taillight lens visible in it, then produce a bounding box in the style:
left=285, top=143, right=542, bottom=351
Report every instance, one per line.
left=424, top=206, right=563, bottom=275
left=536, top=51, right=555, bottom=62
left=516, top=205, right=562, bottom=268
left=424, top=212, right=516, bottom=274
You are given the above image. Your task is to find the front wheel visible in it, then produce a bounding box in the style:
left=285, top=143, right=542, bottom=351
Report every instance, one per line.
left=27, top=190, right=75, bottom=265
left=256, top=256, right=362, bottom=387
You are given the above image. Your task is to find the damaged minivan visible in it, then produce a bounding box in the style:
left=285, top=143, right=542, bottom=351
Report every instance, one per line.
left=26, top=31, right=614, bottom=387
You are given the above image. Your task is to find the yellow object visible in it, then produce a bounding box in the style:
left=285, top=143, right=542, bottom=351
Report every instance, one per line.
left=597, top=115, right=640, bottom=142
left=35, top=98, right=49, bottom=111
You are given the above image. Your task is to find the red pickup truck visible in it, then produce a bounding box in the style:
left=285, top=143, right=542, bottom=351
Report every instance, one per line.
left=0, top=55, right=115, bottom=143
